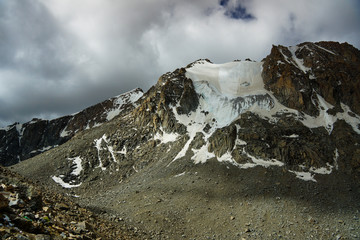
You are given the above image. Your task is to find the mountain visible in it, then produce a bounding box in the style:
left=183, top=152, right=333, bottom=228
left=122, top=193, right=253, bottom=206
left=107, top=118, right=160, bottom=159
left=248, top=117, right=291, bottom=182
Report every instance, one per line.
left=7, top=41, right=360, bottom=239
left=0, top=88, right=143, bottom=166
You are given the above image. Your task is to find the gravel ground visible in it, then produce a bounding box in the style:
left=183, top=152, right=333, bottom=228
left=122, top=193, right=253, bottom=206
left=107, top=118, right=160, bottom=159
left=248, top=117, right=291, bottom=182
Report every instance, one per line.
left=75, top=158, right=360, bottom=240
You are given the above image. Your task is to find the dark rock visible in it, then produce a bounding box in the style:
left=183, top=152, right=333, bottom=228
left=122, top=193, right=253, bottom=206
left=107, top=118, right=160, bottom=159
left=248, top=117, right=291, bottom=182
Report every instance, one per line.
left=208, top=125, right=237, bottom=157
left=0, top=193, right=9, bottom=209
left=176, top=78, right=199, bottom=115
left=191, top=133, right=206, bottom=150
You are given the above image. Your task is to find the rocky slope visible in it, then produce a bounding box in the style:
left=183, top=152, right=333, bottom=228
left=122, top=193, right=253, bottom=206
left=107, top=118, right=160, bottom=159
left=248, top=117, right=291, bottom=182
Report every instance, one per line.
left=0, top=166, right=143, bottom=239
left=9, top=41, right=360, bottom=239
left=0, top=88, right=143, bottom=166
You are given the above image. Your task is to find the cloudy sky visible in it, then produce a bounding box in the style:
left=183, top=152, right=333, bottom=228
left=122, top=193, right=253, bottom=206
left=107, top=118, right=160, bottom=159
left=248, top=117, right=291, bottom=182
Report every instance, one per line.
left=1, top=0, right=359, bottom=127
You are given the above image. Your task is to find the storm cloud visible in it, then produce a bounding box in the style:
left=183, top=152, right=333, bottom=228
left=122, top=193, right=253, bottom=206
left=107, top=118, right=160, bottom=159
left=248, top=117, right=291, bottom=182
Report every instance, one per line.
left=1, top=0, right=359, bottom=126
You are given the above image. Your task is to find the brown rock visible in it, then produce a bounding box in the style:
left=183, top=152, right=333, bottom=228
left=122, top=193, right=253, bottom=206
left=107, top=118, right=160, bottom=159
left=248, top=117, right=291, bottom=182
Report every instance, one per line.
left=262, top=41, right=360, bottom=116
left=0, top=193, right=9, bottom=209
left=55, top=203, right=70, bottom=211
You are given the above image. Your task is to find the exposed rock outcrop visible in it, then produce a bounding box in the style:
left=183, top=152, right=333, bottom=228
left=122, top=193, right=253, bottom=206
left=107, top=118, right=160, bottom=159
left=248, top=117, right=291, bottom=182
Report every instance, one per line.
left=262, top=41, right=360, bottom=116
left=133, top=68, right=195, bottom=134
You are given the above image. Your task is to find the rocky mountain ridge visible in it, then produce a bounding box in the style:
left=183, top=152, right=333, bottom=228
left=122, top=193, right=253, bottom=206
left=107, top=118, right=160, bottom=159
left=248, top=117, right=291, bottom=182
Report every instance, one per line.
left=0, top=88, right=143, bottom=166
left=7, top=41, right=360, bottom=239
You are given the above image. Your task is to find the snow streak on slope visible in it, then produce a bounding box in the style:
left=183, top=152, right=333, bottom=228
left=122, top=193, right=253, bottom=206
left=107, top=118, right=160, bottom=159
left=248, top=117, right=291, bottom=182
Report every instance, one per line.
left=94, top=134, right=120, bottom=170
left=288, top=46, right=311, bottom=74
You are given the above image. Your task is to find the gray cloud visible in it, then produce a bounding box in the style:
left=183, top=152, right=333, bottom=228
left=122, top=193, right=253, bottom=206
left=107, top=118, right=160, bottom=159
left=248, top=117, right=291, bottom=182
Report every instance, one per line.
left=0, top=0, right=359, bottom=127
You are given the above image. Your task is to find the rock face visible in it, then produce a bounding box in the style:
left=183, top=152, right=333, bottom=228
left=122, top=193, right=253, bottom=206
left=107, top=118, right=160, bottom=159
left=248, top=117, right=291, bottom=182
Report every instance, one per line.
left=133, top=67, right=195, bottom=133
left=262, top=41, right=360, bottom=116
left=0, top=88, right=143, bottom=166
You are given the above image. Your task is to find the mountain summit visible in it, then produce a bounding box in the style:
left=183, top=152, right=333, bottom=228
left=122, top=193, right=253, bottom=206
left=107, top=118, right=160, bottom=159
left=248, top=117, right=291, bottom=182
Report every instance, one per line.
left=6, top=41, right=360, bottom=239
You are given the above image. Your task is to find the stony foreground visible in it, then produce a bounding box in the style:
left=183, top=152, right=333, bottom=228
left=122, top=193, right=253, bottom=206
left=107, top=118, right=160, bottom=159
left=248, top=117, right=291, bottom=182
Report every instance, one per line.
left=0, top=166, right=143, bottom=240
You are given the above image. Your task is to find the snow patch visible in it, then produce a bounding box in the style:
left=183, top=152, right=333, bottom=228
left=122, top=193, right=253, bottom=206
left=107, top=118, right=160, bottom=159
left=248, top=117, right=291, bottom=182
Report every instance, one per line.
left=94, top=134, right=109, bottom=170
left=191, top=143, right=215, bottom=164
left=289, top=171, right=316, bottom=182
left=15, top=123, right=24, bottom=148
left=310, top=164, right=333, bottom=174
left=290, top=161, right=336, bottom=182
left=94, top=134, right=124, bottom=168
left=333, top=148, right=339, bottom=170
left=15, top=123, right=23, bottom=135
left=52, top=176, right=82, bottom=188
left=174, top=172, right=186, bottom=177
left=243, top=150, right=284, bottom=168
left=154, top=127, right=180, bottom=144
left=69, top=156, right=83, bottom=176
left=30, top=145, right=58, bottom=154
left=106, top=109, right=121, bottom=121
left=216, top=149, right=284, bottom=170
left=60, top=127, right=71, bottom=138
left=107, top=145, right=117, bottom=162
left=92, top=122, right=102, bottom=128
left=278, top=49, right=291, bottom=64
left=284, top=134, right=299, bottom=138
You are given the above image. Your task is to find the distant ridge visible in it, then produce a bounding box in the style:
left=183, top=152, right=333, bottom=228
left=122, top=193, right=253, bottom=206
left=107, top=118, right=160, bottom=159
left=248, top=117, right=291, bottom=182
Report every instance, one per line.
left=0, top=88, right=143, bottom=166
